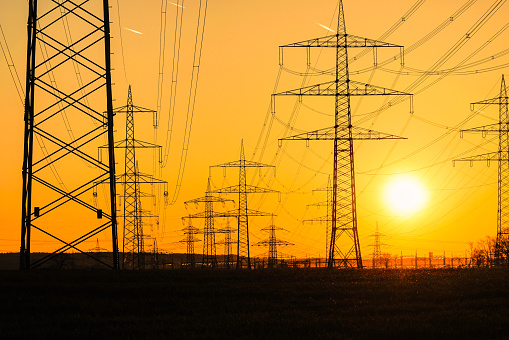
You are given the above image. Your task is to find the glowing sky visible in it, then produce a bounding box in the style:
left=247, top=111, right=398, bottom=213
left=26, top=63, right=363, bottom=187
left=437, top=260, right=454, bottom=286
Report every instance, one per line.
left=1, top=0, right=508, bottom=259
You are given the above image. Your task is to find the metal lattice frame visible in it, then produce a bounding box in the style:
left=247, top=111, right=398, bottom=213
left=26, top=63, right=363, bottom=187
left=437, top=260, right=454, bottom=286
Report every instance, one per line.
left=253, top=214, right=293, bottom=268
left=274, top=0, right=411, bottom=268
left=216, top=218, right=236, bottom=269
left=455, top=75, right=509, bottom=265
left=105, top=86, right=165, bottom=269
left=184, top=178, right=233, bottom=268
left=20, top=0, right=118, bottom=269
left=305, top=176, right=333, bottom=262
left=211, top=141, right=277, bottom=269
left=179, top=216, right=200, bottom=268
left=123, top=87, right=142, bottom=269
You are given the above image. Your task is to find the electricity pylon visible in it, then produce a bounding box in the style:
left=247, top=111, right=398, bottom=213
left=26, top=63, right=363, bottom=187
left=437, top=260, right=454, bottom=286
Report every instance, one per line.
left=304, top=176, right=333, bottom=260
left=368, top=222, right=385, bottom=268
left=20, top=0, right=118, bottom=269
left=102, top=86, right=167, bottom=269
left=253, top=214, right=293, bottom=268
left=179, top=216, right=201, bottom=268
left=184, top=178, right=234, bottom=268
left=273, top=1, right=411, bottom=268
left=216, top=218, right=237, bottom=269
left=211, top=141, right=277, bottom=269
left=454, top=75, right=509, bottom=265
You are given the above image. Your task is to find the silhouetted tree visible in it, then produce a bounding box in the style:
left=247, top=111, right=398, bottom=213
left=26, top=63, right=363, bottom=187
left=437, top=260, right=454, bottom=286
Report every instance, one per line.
left=472, top=236, right=495, bottom=267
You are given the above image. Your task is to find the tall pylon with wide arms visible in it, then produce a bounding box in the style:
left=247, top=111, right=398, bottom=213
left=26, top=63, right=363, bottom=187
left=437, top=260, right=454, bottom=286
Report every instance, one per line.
left=102, top=86, right=166, bottom=269
left=210, top=141, right=277, bottom=269
left=273, top=1, right=412, bottom=268
left=20, top=0, right=118, bottom=269
left=184, top=178, right=233, bottom=268
left=454, top=75, right=509, bottom=265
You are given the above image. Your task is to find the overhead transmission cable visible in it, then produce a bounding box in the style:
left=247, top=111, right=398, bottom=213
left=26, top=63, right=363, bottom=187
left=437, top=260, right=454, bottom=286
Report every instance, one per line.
left=115, top=0, right=129, bottom=84
left=0, top=25, right=25, bottom=104
left=168, top=0, right=209, bottom=205
left=161, top=0, right=185, bottom=167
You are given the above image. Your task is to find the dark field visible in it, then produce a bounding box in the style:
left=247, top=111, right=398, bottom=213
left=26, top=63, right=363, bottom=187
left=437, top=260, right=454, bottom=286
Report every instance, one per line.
left=1, top=268, right=508, bottom=339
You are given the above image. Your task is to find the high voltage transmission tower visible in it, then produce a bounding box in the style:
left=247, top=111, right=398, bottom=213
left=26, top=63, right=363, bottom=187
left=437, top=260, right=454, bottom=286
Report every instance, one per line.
left=101, top=86, right=167, bottom=269
left=179, top=216, right=201, bottom=268
left=216, top=218, right=236, bottom=269
left=273, top=0, right=412, bottom=268
left=184, top=178, right=233, bottom=268
left=454, top=75, right=509, bottom=265
left=210, top=141, right=277, bottom=269
left=20, top=0, right=118, bottom=269
left=304, top=176, right=333, bottom=260
left=253, top=214, right=293, bottom=268
left=368, top=222, right=385, bottom=268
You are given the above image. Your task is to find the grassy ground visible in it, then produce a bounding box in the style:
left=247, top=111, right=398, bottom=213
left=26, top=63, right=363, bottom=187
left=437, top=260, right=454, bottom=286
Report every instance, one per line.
left=0, top=268, right=507, bottom=339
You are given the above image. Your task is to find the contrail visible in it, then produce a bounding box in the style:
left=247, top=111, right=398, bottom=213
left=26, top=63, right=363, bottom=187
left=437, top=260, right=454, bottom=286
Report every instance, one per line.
left=123, top=27, right=143, bottom=35
left=170, top=2, right=185, bottom=8
left=316, top=22, right=335, bottom=33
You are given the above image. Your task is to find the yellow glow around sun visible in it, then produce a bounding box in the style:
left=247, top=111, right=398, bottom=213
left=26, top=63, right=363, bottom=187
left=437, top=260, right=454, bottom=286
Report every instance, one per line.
left=385, top=177, right=427, bottom=215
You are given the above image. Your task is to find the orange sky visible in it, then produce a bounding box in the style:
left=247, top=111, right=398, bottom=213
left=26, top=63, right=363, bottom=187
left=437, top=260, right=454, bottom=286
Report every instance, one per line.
left=1, top=0, right=508, bottom=260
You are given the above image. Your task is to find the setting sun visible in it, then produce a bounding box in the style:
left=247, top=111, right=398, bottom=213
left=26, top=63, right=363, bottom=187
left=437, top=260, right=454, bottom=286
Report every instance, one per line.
left=385, top=177, right=427, bottom=215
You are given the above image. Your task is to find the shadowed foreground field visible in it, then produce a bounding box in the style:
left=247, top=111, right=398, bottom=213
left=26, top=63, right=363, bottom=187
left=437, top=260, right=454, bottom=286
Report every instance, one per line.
left=1, top=268, right=508, bottom=339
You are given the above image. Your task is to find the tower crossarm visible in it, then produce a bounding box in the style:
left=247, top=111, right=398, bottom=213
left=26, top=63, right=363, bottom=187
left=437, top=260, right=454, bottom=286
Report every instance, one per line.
left=453, top=152, right=509, bottom=166
left=253, top=239, right=294, bottom=247
left=471, top=96, right=509, bottom=109
left=279, top=125, right=406, bottom=141
left=211, top=184, right=277, bottom=194
left=303, top=216, right=331, bottom=224
left=184, top=195, right=234, bottom=205
left=182, top=211, right=230, bottom=219
left=215, top=209, right=273, bottom=218
left=460, top=123, right=509, bottom=136
left=307, top=201, right=329, bottom=208
left=179, top=237, right=201, bottom=243
left=101, top=139, right=163, bottom=150
left=210, top=160, right=274, bottom=169
left=116, top=172, right=167, bottom=185
left=280, top=34, right=403, bottom=49
left=111, top=105, right=157, bottom=114
left=272, top=80, right=411, bottom=97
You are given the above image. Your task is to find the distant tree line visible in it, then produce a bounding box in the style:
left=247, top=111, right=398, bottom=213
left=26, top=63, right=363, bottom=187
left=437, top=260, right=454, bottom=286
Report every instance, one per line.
left=471, top=235, right=509, bottom=267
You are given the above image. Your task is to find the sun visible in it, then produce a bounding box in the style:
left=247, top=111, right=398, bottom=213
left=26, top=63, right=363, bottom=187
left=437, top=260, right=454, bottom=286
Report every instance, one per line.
left=385, top=177, right=427, bottom=215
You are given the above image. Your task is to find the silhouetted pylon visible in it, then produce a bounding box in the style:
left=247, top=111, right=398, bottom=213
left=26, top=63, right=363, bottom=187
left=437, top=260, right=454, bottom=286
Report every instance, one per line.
left=273, top=0, right=411, bottom=268
left=368, top=222, right=385, bottom=268
left=210, top=141, right=278, bottom=269
left=102, top=86, right=166, bottom=269
left=304, top=176, right=333, bottom=261
left=179, top=216, right=201, bottom=268
left=216, top=217, right=237, bottom=269
left=454, top=75, right=509, bottom=265
left=184, top=178, right=233, bottom=268
left=20, top=0, right=118, bottom=269
left=253, top=214, right=293, bottom=268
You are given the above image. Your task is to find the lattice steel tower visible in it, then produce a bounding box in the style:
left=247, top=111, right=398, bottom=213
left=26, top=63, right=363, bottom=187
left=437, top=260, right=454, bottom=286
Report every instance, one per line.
left=184, top=178, right=233, bottom=268
left=20, top=0, right=118, bottom=269
left=216, top=218, right=236, bottom=269
left=211, top=141, right=277, bottom=269
left=455, top=75, right=509, bottom=265
left=368, top=222, right=385, bottom=268
left=105, top=86, right=166, bottom=269
left=273, top=0, right=411, bottom=268
left=304, top=176, right=333, bottom=260
left=253, top=214, right=293, bottom=268
left=179, top=216, right=200, bottom=268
